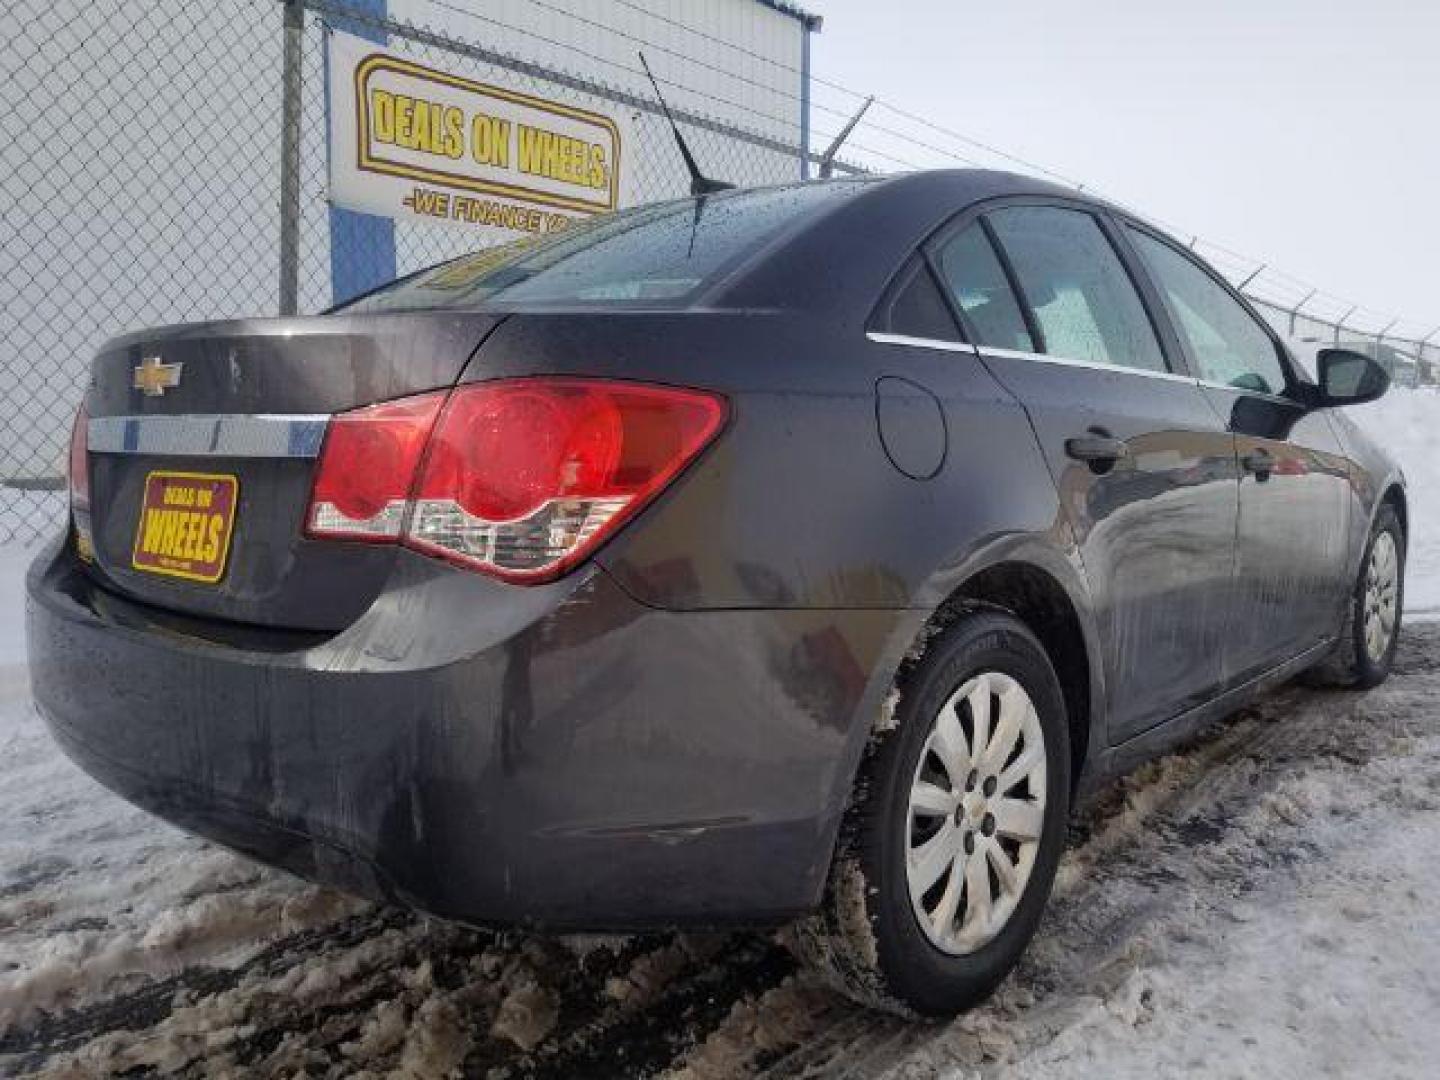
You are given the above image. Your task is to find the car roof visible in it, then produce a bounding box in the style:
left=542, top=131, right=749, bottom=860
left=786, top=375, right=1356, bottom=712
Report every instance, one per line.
left=706, top=168, right=1108, bottom=316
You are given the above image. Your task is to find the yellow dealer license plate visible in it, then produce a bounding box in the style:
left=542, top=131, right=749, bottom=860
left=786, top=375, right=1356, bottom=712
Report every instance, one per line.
left=131, top=471, right=239, bottom=584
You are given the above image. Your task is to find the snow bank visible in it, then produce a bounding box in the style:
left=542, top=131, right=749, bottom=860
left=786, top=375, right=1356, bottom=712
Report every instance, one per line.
left=0, top=541, right=38, bottom=667
left=1348, top=387, right=1440, bottom=611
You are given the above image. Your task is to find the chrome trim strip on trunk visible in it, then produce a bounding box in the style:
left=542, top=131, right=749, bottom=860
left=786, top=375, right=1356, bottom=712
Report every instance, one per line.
left=88, top=414, right=331, bottom=459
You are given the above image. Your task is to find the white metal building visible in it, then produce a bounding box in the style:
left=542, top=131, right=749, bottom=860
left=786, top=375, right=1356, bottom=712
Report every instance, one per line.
left=1, top=0, right=821, bottom=486
left=386, top=0, right=821, bottom=153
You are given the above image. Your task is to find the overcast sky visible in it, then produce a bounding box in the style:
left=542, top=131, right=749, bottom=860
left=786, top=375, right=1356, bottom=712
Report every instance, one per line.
left=805, top=0, right=1439, bottom=335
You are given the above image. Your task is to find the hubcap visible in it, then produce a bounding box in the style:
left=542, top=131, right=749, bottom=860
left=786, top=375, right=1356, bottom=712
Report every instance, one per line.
left=905, top=671, right=1047, bottom=955
left=1364, top=531, right=1399, bottom=662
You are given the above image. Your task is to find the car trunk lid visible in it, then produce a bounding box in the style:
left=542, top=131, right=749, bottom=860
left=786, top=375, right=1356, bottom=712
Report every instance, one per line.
left=79, top=312, right=504, bottom=632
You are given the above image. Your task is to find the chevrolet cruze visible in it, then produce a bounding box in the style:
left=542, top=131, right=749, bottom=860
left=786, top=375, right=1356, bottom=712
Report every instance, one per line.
left=28, top=170, right=1405, bottom=1015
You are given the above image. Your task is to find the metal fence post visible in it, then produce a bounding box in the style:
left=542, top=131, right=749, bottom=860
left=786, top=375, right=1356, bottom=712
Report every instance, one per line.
left=278, top=0, right=305, bottom=317
left=819, top=96, right=872, bottom=179
left=1236, top=262, right=1266, bottom=290
left=798, top=25, right=810, bottom=179
left=1288, top=288, right=1316, bottom=336
left=1335, top=305, right=1358, bottom=344
left=1375, top=317, right=1399, bottom=367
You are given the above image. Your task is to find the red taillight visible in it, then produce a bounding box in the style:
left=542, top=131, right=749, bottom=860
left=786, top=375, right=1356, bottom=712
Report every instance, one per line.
left=304, top=392, right=445, bottom=541
left=68, top=406, right=90, bottom=513
left=303, top=379, right=726, bottom=583
left=407, top=380, right=725, bottom=581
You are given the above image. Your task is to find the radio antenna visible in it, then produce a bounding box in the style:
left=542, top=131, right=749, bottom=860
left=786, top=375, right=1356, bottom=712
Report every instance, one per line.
left=637, top=52, right=734, bottom=196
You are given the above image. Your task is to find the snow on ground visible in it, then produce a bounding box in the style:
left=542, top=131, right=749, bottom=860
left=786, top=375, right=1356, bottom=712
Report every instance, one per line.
left=673, top=648, right=1440, bottom=1080
left=0, top=541, right=368, bottom=1041
left=0, top=541, right=41, bottom=664
left=2, top=390, right=1440, bottom=1076
left=7, top=600, right=1436, bottom=1078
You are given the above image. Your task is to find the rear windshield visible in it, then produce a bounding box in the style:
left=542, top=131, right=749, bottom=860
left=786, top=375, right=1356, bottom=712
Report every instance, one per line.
left=339, top=180, right=871, bottom=313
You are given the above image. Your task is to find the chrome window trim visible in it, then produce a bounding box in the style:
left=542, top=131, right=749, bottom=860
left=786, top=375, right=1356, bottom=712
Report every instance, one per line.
left=1193, top=378, right=1297, bottom=405
left=866, top=331, right=1202, bottom=387
left=975, top=346, right=1197, bottom=385
left=865, top=331, right=978, bottom=355
left=88, top=414, right=331, bottom=459
left=972, top=344, right=1043, bottom=362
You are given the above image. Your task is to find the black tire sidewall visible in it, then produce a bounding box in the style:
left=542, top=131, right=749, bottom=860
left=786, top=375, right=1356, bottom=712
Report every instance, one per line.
left=860, top=612, right=1071, bottom=1016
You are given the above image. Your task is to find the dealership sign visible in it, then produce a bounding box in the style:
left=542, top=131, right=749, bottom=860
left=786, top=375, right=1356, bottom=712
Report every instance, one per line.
left=327, top=30, right=631, bottom=235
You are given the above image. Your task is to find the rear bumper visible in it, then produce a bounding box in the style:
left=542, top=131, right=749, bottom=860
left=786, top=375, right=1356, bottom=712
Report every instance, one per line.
left=26, top=539, right=909, bottom=929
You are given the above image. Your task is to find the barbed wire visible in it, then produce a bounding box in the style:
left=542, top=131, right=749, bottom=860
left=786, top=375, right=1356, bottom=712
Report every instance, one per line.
left=411, top=0, right=970, bottom=170
left=467, top=0, right=1434, bottom=341
left=402, top=0, right=815, bottom=138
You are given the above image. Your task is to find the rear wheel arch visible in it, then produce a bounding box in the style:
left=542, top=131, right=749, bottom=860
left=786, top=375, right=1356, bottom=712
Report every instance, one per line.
left=900, top=560, right=1098, bottom=801
left=797, top=593, right=1077, bottom=1013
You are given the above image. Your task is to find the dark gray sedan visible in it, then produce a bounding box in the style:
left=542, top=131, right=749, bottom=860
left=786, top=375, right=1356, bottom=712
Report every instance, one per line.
left=28, top=170, right=1404, bottom=1015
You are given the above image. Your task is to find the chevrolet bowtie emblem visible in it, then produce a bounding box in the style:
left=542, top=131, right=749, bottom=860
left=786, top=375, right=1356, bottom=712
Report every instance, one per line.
left=133, top=356, right=183, bottom=397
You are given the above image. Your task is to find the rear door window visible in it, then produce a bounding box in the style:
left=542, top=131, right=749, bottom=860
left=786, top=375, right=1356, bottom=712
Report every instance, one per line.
left=987, top=206, right=1168, bottom=374
left=1125, top=226, right=1289, bottom=395
left=931, top=224, right=1034, bottom=352
left=874, top=258, right=963, bottom=341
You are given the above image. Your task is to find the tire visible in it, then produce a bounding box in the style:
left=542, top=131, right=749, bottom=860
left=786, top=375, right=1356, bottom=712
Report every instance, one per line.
left=791, top=609, right=1071, bottom=1017
left=1303, top=503, right=1404, bottom=690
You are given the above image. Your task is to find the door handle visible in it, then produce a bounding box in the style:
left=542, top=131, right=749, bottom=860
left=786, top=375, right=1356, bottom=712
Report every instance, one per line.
left=1065, top=431, right=1129, bottom=466
left=1241, top=448, right=1273, bottom=481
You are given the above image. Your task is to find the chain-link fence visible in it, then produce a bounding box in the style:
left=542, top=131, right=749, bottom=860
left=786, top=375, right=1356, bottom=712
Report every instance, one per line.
left=1248, top=293, right=1438, bottom=386
left=0, top=0, right=834, bottom=544
left=2, top=0, right=1435, bottom=546
left=2, top=0, right=288, bottom=543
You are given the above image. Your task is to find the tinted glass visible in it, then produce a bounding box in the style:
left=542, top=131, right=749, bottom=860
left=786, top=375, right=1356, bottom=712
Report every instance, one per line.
left=880, top=259, right=962, bottom=341
left=989, top=207, right=1166, bottom=373
left=933, top=225, right=1033, bottom=351
left=341, top=181, right=871, bottom=312
left=1126, top=227, right=1288, bottom=394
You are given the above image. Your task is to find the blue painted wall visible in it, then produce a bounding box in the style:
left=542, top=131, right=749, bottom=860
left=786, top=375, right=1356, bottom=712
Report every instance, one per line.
left=325, top=0, right=396, bottom=305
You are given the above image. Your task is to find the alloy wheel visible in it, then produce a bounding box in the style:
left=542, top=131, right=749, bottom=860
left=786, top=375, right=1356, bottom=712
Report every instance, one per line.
left=905, top=671, right=1047, bottom=955
left=1364, top=530, right=1399, bottom=661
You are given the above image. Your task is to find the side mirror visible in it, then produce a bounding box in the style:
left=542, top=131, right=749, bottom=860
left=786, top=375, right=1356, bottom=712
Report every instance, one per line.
left=1315, top=348, right=1390, bottom=407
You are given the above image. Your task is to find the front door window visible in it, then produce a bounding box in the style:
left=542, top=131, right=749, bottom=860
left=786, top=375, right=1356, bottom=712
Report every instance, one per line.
left=1125, top=225, right=1289, bottom=395
left=987, top=206, right=1168, bottom=374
